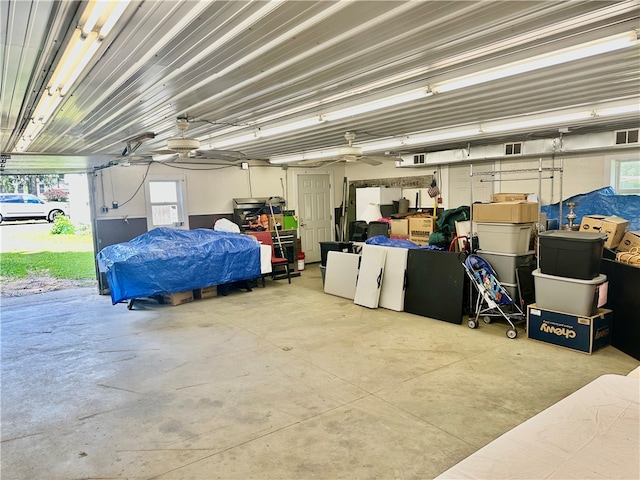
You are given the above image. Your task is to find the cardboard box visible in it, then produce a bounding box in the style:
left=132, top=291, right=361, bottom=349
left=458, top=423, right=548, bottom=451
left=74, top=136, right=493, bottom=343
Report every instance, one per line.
left=409, top=216, right=436, bottom=245
left=491, top=193, right=530, bottom=202
left=615, top=230, right=640, bottom=252
left=579, top=215, right=628, bottom=249
left=193, top=285, right=217, bottom=299
left=526, top=304, right=612, bottom=354
left=473, top=201, right=538, bottom=224
left=390, top=219, right=409, bottom=236
left=268, top=214, right=284, bottom=231
left=162, top=290, right=194, bottom=306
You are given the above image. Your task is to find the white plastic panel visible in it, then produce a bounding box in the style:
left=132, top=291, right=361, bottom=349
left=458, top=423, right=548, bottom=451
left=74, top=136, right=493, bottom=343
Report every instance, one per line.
left=324, top=251, right=360, bottom=300
left=354, top=244, right=387, bottom=309
left=259, top=244, right=272, bottom=274
left=378, top=246, right=409, bottom=312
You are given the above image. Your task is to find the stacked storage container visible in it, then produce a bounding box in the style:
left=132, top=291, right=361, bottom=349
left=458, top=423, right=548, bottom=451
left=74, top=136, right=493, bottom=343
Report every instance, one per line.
left=534, top=230, right=607, bottom=316
left=529, top=230, right=613, bottom=354
left=473, top=201, right=538, bottom=301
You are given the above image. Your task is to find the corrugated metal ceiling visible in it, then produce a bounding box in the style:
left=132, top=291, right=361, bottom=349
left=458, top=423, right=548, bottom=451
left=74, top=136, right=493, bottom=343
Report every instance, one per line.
left=1, top=0, right=638, bottom=174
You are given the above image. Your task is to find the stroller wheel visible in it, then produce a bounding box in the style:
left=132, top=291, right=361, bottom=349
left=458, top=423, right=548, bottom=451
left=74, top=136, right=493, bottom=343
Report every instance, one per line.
left=468, top=319, right=478, bottom=329
left=506, top=328, right=518, bottom=339
left=483, top=316, right=492, bottom=324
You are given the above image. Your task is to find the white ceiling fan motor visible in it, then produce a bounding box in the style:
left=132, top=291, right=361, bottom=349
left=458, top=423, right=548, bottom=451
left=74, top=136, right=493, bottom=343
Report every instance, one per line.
left=338, top=131, right=363, bottom=157
left=166, top=117, right=199, bottom=152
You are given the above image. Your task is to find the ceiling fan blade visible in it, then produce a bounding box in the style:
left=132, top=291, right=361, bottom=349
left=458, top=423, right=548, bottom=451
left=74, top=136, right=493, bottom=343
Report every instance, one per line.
left=196, top=149, right=246, bottom=159
left=358, top=156, right=383, bottom=166
left=152, top=153, right=180, bottom=162
left=194, top=151, right=245, bottom=163
left=150, top=149, right=179, bottom=156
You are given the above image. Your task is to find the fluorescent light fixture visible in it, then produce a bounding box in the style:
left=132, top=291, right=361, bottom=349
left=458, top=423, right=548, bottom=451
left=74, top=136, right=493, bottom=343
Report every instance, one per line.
left=221, top=88, right=431, bottom=150
left=39, top=93, right=64, bottom=123
left=98, top=1, right=130, bottom=37
left=16, top=0, right=128, bottom=151
left=260, top=117, right=324, bottom=137
left=48, top=29, right=84, bottom=92
left=361, top=138, right=407, bottom=153
left=269, top=100, right=640, bottom=164
left=60, top=37, right=101, bottom=95
left=206, top=31, right=637, bottom=151
left=595, top=104, right=640, bottom=117
left=269, top=148, right=341, bottom=164
left=81, top=0, right=130, bottom=37
left=483, top=112, right=593, bottom=133
left=431, top=31, right=638, bottom=93
left=23, top=119, right=45, bottom=139
left=82, top=1, right=111, bottom=35
left=323, top=88, right=431, bottom=121
left=405, top=128, right=481, bottom=145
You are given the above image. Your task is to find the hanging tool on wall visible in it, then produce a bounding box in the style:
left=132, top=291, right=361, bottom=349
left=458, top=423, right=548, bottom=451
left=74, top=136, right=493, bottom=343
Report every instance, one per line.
left=428, top=171, right=440, bottom=216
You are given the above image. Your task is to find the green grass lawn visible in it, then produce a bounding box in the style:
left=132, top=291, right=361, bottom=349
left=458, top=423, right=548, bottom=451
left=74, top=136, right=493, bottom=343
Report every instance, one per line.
left=0, top=226, right=95, bottom=281
left=0, top=251, right=96, bottom=279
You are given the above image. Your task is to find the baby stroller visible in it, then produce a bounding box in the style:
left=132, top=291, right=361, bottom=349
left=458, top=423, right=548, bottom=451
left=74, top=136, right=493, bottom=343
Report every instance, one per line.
left=462, top=253, right=525, bottom=339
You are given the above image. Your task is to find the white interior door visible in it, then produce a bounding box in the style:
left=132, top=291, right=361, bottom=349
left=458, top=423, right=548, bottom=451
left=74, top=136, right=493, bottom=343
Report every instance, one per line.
left=297, top=173, right=332, bottom=263
left=448, top=163, right=493, bottom=209
left=354, top=244, right=387, bottom=309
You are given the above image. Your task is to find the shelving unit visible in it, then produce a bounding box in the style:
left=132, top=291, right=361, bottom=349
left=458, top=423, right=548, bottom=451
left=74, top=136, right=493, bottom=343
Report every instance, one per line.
left=469, top=158, right=565, bottom=226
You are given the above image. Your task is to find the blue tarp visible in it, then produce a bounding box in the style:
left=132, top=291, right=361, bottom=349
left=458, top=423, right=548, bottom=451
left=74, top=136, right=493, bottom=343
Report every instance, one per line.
left=97, top=227, right=261, bottom=304
left=540, top=187, right=640, bottom=230
left=365, top=235, right=445, bottom=250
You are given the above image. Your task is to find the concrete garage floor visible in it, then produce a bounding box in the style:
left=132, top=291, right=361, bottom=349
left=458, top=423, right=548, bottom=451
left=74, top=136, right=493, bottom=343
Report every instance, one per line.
left=1, top=264, right=638, bottom=480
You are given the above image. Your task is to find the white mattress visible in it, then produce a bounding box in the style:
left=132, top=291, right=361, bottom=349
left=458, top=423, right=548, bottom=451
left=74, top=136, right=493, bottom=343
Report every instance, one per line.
left=436, top=374, right=640, bottom=479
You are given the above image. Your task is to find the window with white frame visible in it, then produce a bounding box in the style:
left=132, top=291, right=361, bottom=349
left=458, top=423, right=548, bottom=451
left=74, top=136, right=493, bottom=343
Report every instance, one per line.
left=144, top=176, right=189, bottom=229
left=612, top=158, right=640, bottom=194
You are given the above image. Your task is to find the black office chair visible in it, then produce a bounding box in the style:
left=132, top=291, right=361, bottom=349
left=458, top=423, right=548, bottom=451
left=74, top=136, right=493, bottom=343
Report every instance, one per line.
left=367, top=221, right=390, bottom=238
left=350, top=221, right=368, bottom=242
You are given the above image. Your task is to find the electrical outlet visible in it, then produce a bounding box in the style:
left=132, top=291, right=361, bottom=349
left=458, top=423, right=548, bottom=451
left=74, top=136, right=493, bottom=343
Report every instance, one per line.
left=112, top=202, right=118, bottom=209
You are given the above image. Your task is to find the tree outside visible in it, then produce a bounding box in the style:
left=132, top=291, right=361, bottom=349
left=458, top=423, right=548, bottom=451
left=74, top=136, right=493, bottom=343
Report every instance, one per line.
left=0, top=174, right=66, bottom=196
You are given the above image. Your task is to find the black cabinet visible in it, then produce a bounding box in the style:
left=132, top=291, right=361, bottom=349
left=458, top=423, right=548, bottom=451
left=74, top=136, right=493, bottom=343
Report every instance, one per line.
left=600, top=259, right=640, bottom=360
left=272, top=229, right=299, bottom=274
left=405, top=249, right=465, bottom=324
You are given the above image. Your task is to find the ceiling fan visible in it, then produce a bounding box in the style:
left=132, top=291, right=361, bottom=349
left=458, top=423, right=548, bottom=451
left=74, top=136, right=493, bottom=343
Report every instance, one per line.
left=299, top=131, right=398, bottom=166
left=114, top=117, right=248, bottom=165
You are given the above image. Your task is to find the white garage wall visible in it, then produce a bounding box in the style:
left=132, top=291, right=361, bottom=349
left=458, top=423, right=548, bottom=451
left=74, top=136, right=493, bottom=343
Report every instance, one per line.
left=93, top=161, right=348, bottom=221
left=93, top=149, right=630, bottom=224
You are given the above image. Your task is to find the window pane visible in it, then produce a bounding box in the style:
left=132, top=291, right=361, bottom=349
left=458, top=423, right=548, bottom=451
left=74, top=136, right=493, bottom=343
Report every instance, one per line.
left=619, top=160, right=640, bottom=191
left=149, top=181, right=178, bottom=203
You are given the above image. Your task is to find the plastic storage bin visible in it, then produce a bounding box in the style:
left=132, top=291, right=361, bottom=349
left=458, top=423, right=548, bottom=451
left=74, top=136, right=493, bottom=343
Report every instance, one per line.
left=531, top=269, right=607, bottom=317
left=538, top=230, right=606, bottom=280
left=477, top=250, right=535, bottom=284
left=476, top=222, right=533, bottom=254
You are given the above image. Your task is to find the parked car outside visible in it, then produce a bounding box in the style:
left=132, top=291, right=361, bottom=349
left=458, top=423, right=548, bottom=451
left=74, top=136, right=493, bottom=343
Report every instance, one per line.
left=0, top=193, right=70, bottom=223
